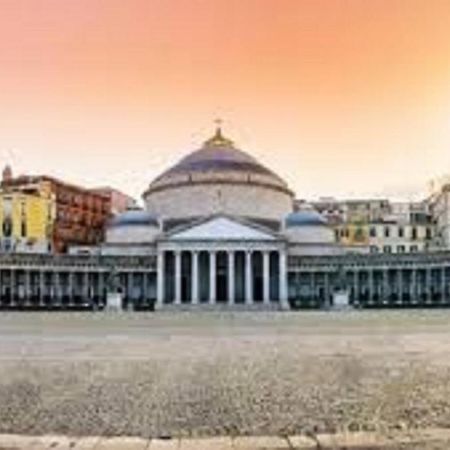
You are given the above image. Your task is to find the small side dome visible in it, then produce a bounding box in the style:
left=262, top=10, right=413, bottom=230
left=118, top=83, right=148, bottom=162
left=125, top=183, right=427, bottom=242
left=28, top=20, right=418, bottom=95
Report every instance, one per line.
left=285, top=210, right=327, bottom=228
left=109, top=209, right=159, bottom=228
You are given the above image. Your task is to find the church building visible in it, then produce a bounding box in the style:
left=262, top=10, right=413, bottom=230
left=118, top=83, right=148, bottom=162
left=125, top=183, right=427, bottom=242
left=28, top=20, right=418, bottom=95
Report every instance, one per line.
left=101, top=125, right=340, bottom=309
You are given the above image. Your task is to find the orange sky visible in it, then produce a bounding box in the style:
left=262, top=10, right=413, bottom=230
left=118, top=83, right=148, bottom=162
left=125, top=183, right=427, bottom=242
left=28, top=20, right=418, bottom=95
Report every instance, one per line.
left=0, top=0, right=450, bottom=202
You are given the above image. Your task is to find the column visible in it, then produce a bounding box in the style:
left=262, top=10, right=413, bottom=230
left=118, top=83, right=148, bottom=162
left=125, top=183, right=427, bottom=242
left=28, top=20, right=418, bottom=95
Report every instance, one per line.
left=192, top=251, right=199, bottom=305
left=174, top=251, right=182, bottom=305
left=397, top=269, right=403, bottom=304
left=156, top=251, right=164, bottom=308
left=368, top=269, right=374, bottom=304
left=68, top=271, right=74, bottom=307
left=39, top=270, right=45, bottom=306
left=142, top=271, right=148, bottom=306
left=279, top=251, right=288, bottom=308
left=426, top=267, right=432, bottom=303
left=411, top=267, right=417, bottom=304
left=383, top=268, right=389, bottom=303
left=84, top=271, right=90, bottom=303
left=442, top=267, right=446, bottom=303
left=24, top=270, right=31, bottom=307
left=54, top=271, right=61, bottom=306
left=10, top=269, right=15, bottom=306
left=228, top=251, right=235, bottom=305
left=127, top=272, right=134, bottom=310
left=245, top=250, right=253, bottom=305
left=98, top=271, right=105, bottom=306
left=209, top=251, right=216, bottom=304
left=263, top=251, right=270, bottom=304
left=324, top=271, right=330, bottom=308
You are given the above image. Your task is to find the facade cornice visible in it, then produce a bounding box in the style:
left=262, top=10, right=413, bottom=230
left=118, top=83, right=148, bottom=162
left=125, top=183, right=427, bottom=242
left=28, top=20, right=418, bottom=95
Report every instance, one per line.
left=143, top=178, right=295, bottom=199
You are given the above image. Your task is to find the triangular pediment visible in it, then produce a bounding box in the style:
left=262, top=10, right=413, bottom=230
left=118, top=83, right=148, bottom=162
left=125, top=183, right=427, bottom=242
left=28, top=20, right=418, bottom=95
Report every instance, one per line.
left=168, top=216, right=278, bottom=241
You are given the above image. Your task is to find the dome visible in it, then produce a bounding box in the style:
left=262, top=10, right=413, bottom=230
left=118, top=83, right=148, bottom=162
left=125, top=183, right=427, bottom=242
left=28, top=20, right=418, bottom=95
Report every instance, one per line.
left=143, top=126, right=294, bottom=223
left=109, top=209, right=159, bottom=228
left=283, top=208, right=337, bottom=253
left=285, top=210, right=327, bottom=227
left=154, top=127, right=286, bottom=184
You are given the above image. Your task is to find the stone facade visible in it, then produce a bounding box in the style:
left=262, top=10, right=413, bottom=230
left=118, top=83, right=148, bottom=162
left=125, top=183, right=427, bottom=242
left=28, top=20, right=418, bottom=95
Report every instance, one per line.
left=145, top=181, right=293, bottom=223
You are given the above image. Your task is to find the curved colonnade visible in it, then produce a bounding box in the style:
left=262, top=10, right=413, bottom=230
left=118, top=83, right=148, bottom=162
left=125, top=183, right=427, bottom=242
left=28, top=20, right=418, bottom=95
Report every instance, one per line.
left=0, top=252, right=450, bottom=310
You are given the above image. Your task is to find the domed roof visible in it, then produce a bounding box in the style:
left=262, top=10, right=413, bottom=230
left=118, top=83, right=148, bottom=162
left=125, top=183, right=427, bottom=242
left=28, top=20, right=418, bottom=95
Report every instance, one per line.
left=151, top=126, right=288, bottom=187
left=109, top=209, right=159, bottom=228
left=285, top=210, right=328, bottom=227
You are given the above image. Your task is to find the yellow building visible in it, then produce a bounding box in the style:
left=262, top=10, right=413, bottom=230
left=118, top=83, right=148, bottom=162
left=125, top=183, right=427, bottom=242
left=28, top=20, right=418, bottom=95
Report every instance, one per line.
left=335, top=222, right=369, bottom=246
left=0, top=190, right=55, bottom=253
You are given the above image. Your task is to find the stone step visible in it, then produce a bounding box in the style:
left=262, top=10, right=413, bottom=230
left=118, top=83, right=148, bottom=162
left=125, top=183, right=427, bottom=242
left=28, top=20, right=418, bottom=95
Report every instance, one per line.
left=1, top=429, right=450, bottom=449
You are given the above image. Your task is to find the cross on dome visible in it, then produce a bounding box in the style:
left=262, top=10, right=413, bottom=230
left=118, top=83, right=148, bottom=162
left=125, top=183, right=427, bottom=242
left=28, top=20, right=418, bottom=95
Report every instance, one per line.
left=203, top=119, right=234, bottom=148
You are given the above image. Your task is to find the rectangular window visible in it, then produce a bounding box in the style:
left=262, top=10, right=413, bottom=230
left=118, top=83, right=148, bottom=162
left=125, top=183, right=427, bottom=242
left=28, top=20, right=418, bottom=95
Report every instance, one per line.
left=410, top=245, right=418, bottom=253
left=384, top=226, right=390, bottom=238
left=398, top=227, right=404, bottom=238
left=397, top=245, right=405, bottom=253
left=426, top=227, right=432, bottom=240
left=369, top=227, right=376, bottom=238
left=383, top=245, right=392, bottom=253
left=411, top=227, right=418, bottom=240
left=370, top=246, right=379, bottom=253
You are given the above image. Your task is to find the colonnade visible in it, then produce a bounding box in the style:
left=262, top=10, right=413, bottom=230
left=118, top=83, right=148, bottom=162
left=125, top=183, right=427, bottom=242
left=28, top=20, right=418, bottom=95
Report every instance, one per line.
left=2, top=254, right=450, bottom=311
left=289, top=265, right=450, bottom=308
left=0, top=268, right=156, bottom=309
left=156, top=249, right=288, bottom=307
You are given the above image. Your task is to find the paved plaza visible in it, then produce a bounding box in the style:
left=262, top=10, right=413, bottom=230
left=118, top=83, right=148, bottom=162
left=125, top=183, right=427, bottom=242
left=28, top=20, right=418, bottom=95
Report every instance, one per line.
left=1, top=311, right=450, bottom=441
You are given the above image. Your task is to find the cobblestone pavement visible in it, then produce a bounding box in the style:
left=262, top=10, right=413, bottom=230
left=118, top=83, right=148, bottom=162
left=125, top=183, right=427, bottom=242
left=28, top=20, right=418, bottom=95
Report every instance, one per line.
left=3, top=312, right=450, bottom=438
left=1, top=430, right=450, bottom=449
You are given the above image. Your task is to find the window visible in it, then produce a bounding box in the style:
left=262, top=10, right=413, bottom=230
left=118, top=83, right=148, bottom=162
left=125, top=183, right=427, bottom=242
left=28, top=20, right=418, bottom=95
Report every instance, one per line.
left=354, top=227, right=365, bottom=242
left=383, top=245, right=392, bottom=253
left=21, top=221, right=27, bottom=238
left=426, top=227, right=432, bottom=240
left=2, top=218, right=12, bottom=237
left=370, top=246, right=379, bottom=253
left=384, top=226, right=390, bottom=238
left=411, top=227, right=418, bottom=240
left=369, top=227, right=376, bottom=238
left=398, top=227, right=404, bottom=238
left=410, top=245, right=418, bottom=253
left=397, top=245, right=405, bottom=253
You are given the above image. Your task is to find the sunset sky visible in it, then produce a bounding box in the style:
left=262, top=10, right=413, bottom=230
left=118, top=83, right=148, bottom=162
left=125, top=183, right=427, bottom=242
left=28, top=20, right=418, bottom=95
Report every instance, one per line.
left=1, top=0, right=450, bottom=203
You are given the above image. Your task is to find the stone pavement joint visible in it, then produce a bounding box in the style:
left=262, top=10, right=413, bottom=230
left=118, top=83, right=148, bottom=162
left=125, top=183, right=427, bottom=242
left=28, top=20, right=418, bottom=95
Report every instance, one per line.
left=1, top=429, right=450, bottom=449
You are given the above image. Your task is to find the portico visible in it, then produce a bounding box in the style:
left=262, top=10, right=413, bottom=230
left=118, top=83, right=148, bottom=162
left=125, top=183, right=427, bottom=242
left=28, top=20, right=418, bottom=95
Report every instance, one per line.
left=155, top=216, right=289, bottom=309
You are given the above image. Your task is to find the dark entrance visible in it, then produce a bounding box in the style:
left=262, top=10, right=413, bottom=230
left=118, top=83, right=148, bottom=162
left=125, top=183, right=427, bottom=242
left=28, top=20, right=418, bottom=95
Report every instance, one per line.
left=199, top=251, right=210, bottom=303
left=252, top=251, right=263, bottom=302
left=216, top=251, right=228, bottom=302
left=163, top=251, right=175, bottom=304
left=235, top=251, right=246, bottom=303
left=181, top=251, right=192, bottom=303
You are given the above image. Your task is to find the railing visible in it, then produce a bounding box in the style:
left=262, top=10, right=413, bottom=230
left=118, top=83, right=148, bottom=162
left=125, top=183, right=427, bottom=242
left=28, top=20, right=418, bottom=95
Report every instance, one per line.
left=0, top=253, right=157, bottom=270
left=288, top=250, right=450, bottom=269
